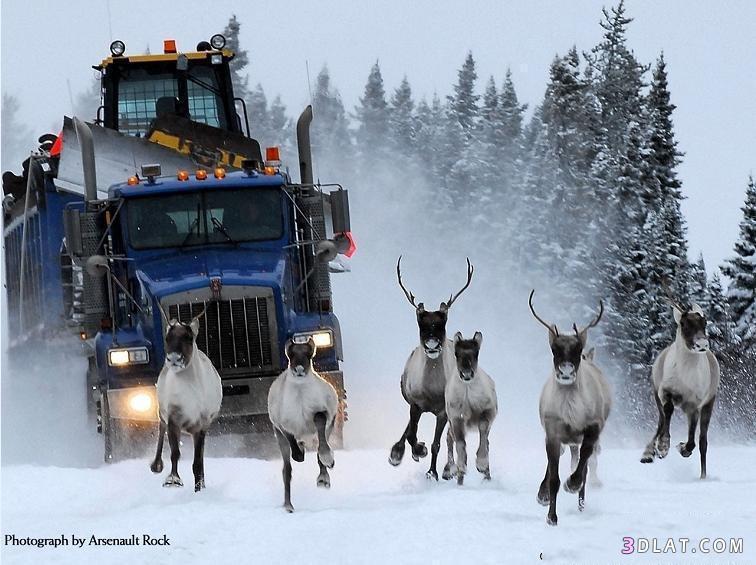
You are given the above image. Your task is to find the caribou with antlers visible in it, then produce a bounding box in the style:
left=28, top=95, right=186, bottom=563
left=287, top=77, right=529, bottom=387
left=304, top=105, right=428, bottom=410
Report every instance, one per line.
left=388, top=257, right=474, bottom=480
left=640, top=285, right=720, bottom=479
left=530, top=291, right=611, bottom=526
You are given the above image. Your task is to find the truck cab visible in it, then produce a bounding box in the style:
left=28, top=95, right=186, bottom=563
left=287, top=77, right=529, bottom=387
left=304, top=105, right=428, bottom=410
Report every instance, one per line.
left=4, top=35, right=353, bottom=461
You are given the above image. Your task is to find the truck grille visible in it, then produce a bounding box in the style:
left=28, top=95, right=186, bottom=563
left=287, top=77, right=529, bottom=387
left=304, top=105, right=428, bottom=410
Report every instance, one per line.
left=164, top=290, right=279, bottom=375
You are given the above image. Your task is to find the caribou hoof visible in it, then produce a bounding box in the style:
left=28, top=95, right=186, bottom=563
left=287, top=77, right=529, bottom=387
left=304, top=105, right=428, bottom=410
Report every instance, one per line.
left=194, top=479, right=205, bottom=492
left=317, top=473, right=331, bottom=489
left=578, top=495, right=585, bottom=512
left=547, top=514, right=558, bottom=526
left=389, top=443, right=405, bottom=466
left=284, top=502, right=294, bottom=513
left=163, top=474, right=183, bottom=488
left=150, top=459, right=164, bottom=474
left=657, top=436, right=670, bottom=459
left=426, top=469, right=439, bottom=481
left=411, top=442, right=428, bottom=461
left=537, top=489, right=550, bottom=506
left=456, top=474, right=465, bottom=486
left=442, top=464, right=456, bottom=480
left=640, top=454, right=655, bottom=464
left=564, top=473, right=583, bottom=494
left=677, top=442, right=694, bottom=457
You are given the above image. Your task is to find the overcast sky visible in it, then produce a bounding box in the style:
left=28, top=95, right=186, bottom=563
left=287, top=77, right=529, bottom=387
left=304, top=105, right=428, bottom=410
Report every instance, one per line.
left=1, top=0, right=754, bottom=270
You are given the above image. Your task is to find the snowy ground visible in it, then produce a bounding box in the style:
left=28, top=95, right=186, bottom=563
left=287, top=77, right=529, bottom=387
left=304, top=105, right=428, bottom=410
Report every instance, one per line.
left=2, top=433, right=755, bottom=563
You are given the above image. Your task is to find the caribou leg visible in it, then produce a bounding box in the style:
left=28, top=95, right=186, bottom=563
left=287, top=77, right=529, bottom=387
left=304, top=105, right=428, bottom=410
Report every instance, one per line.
left=537, top=462, right=550, bottom=506
left=545, top=430, right=561, bottom=526
left=442, top=427, right=456, bottom=480
left=641, top=393, right=665, bottom=463
left=150, top=420, right=166, bottom=474
left=389, top=404, right=426, bottom=466
left=274, top=427, right=294, bottom=512
left=451, top=417, right=467, bottom=485
left=677, top=402, right=699, bottom=458
left=699, top=397, right=715, bottom=479
left=163, top=419, right=183, bottom=487
left=656, top=394, right=675, bottom=458
left=569, top=445, right=579, bottom=473
left=314, top=411, right=334, bottom=468
left=565, top=424, right=599, bottom=496
left=476, top=414, right=492, bottom=480
left=192, top=430, right=206, bottom=492
left=588, top=442, right=602, bottom=487
left=426, top=411, right=448, bottom=480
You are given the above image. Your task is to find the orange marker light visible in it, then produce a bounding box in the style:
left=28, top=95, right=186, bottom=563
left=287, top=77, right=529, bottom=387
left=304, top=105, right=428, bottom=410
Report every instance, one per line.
left=265, top=146, right=281, bottom=162
left=177, top=170, right=189, bottom=181
left=195, top=169, right=208, bottom=180
left=164, top=39, right=177, bottom=54
left=214, top=167, right=226, bottom=179
left=127, top=176, right=139, bottom=186
left=263, top=166, right=276, bottom=176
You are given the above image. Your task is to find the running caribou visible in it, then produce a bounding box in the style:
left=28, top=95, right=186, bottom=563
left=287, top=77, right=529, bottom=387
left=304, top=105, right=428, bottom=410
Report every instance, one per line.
left=640, top=286, right=720, bottom=479
left=389, top=257, right=474, bottom=480
left=268, top=336, right=339, bottom=512
left=530, top=291, right=611, bottom=526
left=150, top=306, right=223, bottom=492
left=443, top=331, right=498, bottom=485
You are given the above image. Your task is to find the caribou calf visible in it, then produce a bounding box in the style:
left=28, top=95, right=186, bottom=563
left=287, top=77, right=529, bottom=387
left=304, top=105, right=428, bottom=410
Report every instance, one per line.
left=268, top=337, right=339, bottom=513
left=530, top=291, right=611, bottom=526
left=151, top=307, right=222, bottom=492
left=389, top=256, right=474, bottom=480
left=443, top=332, right=498, bottom=485
left=640, top=289, right=720, bottom=479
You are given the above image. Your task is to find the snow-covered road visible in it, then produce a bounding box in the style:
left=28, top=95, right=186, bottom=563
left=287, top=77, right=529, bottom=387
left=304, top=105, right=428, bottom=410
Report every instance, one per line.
left=2, top=442, right=754, bottom=564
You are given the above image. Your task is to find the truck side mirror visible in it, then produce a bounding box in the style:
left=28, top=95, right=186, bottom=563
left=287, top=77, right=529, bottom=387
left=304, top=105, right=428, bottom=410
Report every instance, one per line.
left=329, top=189, right=350, bottom=234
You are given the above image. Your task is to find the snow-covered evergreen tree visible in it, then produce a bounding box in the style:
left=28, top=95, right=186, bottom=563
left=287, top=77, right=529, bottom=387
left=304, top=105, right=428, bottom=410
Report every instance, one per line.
left=689, top=253, right=709, bottom=310
left=354, top=61, right=390, bottom=163
left=447, top=52, right=480, bottom=140
left=223, top=15, right=250, bottom=101
left=311, top=65, right=354, bottom=171
left=2, top=93, right=33, bottom=173
left=247, top=83, right=270, bottom=144
left=707, top=270, right=736, bottom=350
left=389, top=76, right=415, bottom=155
left=722, top=175, right=756, bottom=343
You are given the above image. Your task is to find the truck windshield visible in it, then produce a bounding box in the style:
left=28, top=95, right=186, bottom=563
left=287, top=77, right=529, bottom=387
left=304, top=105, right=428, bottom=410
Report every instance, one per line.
left=117, top=64, right=229, bottom=137
left=127, top=188, right=283, bottom=250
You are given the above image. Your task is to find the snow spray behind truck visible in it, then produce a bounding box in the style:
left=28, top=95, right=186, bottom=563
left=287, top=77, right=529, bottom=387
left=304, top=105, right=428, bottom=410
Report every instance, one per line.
left=2, top=36, right=355, bottom=461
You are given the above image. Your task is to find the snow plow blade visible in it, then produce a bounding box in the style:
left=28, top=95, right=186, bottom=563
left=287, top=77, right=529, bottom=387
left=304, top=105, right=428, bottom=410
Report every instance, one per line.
left=56, top=117, right=198, bottom=197
left=146, top=114, right=263, bottom=170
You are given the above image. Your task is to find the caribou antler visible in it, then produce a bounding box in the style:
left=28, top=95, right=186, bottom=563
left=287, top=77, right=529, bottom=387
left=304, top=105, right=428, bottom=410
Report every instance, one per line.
left=575, top=300, right=604, bottom=333
left=528, top=290, right=558, bottom=336
left=661, top=280, right=688, bottom=313
left=444, top=258, right=475, bottom=309
left=396, top=255, right=420, bottom=309
left=191, top=306, right=206, bottom=322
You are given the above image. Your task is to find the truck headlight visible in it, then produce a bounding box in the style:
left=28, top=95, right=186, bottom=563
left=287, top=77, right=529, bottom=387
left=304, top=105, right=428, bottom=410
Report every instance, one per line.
left=108, top=347, right=150, bottom=366
left=293, top=330, right=333, bottom=348
left=128, top=392, right=154, bottom=414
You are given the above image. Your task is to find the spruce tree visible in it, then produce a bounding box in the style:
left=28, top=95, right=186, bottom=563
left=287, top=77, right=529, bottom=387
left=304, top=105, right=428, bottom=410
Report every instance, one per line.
left=722, top=176, right=756, bottom=342
left=389, top=76, right=415, bottom=155
left=311, top=65, right=353, bottom=170
left=354, top=61, right=390, bottom=162
left=447, top=52, right=480, bottom=139
left=707, top=271, right=735, bottom=350
left=247, top=83, right=270, bottom=144
left=1, top=93, right=32, bottom=173
left=223, top=15, right=250, bottom=100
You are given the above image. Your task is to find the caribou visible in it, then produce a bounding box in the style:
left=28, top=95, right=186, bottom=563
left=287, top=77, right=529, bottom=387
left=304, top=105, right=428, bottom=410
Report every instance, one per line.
left=268, top=336, right=339, bottom=513
left=530, top=291, right=611, bottom=526
left=388, top=257, right=474, bottom=480
left=640, top=287, right=720, bottom=479
left=442, top=331, right=498, bottom=485
left=150, top=306, right=223, bottom=492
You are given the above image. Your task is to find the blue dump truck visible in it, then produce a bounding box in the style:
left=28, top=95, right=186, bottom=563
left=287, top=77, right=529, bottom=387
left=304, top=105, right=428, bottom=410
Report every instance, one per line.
left=2, top=35, right=354, bottom=461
